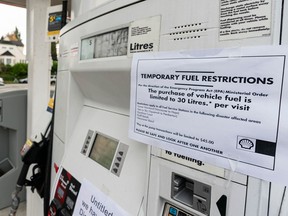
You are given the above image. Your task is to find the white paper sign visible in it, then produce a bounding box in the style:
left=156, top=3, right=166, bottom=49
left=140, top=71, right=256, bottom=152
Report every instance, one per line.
left=73, top=179, right=129, bottom=216
left=129, top=46, right=288, bottom=185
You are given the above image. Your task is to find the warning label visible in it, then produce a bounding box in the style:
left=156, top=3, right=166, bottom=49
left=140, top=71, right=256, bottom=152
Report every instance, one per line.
left=219, top=0, right=271, bottom=40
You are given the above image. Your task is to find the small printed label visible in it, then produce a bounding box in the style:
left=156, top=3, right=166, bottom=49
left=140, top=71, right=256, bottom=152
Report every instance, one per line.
left=47, top=98, right=54, bottom=113
left=20, top=139, right=33, bottom=157
left=128, top=16, right=161, bottom=56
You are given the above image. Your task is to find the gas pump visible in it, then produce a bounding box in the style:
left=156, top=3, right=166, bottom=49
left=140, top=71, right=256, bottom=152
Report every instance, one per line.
left=50, top=0, right=288, bottom=216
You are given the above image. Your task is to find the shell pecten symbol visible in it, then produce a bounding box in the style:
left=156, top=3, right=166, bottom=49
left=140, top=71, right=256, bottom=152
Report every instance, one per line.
left=239, top=139, right=254, bottom=149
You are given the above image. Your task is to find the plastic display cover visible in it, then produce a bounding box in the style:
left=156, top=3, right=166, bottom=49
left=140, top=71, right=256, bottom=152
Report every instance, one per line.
left=80, top=27, right=129, bottom=60
left=89, top=133, right=118, bottom=170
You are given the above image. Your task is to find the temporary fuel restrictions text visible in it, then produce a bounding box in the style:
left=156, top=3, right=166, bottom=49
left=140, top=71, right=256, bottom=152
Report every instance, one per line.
left=140, top=73, right=272, bottom=112
left=129, top=49, right=286, bottom=177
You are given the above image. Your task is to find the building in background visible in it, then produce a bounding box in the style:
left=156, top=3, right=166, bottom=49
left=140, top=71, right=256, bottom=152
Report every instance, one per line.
left=0, top=34, right=26, bottom=66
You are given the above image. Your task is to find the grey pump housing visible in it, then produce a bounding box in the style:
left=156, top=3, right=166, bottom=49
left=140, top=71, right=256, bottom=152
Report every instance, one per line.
left=0, top=89, right=27, bottom=209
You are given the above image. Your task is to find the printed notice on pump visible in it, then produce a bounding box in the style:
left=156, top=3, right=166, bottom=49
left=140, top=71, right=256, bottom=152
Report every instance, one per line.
left=129, top=46, right=288, bottom=184
left=73, top=179, right=130, bottom=216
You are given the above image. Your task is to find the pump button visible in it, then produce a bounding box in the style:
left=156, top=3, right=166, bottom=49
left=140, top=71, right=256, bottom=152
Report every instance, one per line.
left=178, top=211, right=188, bottom=216
left=169, top=207, right=177, bottom=215
left=111, top=143, right=129, bottom=177
left=81, top=130, right=94, bottom=155
left=59, top=208, right=71, bottom=216
left=162, top=203, right=194, bottom=216
left=216, top=195, right=227, bottom=216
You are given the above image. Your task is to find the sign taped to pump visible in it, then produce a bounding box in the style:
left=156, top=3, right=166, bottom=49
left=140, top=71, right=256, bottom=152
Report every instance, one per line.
left=129, top=46, right=288, bottom=184
left=73, top=179, right=129, bottom=216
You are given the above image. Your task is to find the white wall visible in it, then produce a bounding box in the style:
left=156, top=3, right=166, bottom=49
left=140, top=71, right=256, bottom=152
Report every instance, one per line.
left=0, top=43, right=26, bottom=65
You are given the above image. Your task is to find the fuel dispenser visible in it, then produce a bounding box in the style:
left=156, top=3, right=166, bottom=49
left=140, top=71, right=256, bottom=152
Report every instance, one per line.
left=0, top=89, right=27, bottom=209
left=50, top=0, right=288, bottom=216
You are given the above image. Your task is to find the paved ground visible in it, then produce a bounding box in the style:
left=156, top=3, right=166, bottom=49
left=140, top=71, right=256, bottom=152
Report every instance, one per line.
left=0, top=83, right=55, bottom=97
left=0, top=84, right=28, bottom=93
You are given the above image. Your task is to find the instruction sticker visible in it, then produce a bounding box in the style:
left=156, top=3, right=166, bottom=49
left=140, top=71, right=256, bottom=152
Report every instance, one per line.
left=128, top=16, right=161, bottom=56
left=219, top=0, right=271, bottom=40
left=129, top=46, right=288, bottom=184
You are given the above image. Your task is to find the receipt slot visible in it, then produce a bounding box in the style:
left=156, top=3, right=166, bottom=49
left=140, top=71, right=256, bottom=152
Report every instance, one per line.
left=50, top=0, right=288, bottom=216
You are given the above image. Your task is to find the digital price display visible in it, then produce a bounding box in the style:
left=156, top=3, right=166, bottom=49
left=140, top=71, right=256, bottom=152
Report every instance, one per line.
left=80, top=27, right=129, bottom=60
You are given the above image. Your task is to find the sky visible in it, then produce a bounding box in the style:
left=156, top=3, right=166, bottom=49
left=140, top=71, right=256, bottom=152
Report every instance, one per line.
left=0, top=3, right=26, bottom=48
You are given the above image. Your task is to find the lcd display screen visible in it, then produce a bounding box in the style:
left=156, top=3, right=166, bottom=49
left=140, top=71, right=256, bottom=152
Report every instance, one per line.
left=89, top=133, right=118, bottom=170
left=80, top=27, right=129, bottom=60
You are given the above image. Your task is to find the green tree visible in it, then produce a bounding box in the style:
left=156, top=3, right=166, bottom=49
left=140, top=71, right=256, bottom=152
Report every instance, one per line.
left=51, top=42, right=58, bottom=61
left=10, top=63, right=28, bottom=79
left=51, top=61, right=58, bottom=74
left=0, top=63, right=5, bottom=72
left=3, top=64, right=12, bottom=73
left=14, top=27, right=22, bottom=42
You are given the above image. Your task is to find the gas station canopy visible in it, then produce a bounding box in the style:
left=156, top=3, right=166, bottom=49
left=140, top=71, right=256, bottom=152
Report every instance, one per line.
left=0, top=0, right=66, bottom=8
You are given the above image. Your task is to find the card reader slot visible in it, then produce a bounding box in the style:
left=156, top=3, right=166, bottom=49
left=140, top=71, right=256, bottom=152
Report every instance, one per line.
left=174, top=187, right=194, bottom=207
left=171, top=173, right=211, bottom=215
left=172, top=174, right=194, bottom=208
left=193, top=194, right=206, bottom=202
